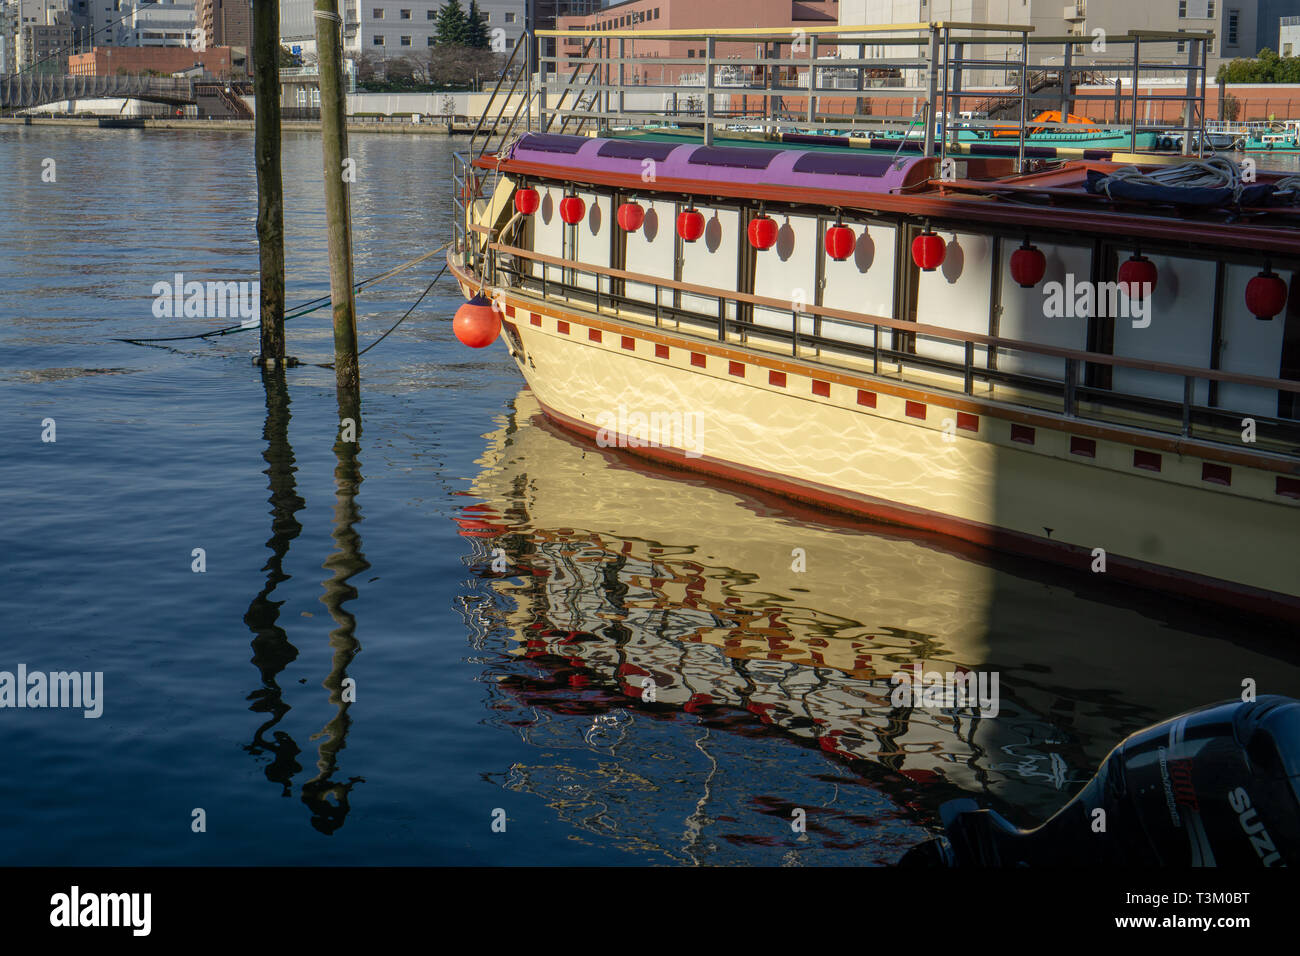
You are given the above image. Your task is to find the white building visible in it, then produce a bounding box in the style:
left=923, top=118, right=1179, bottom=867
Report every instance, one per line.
left=1281, top=13, right=1299, bottom=56
left=279, top=0, right=526, bottom=59
left=838, top=0, right=1260, bottom=86
left=115, top=0, right=197, bottom=49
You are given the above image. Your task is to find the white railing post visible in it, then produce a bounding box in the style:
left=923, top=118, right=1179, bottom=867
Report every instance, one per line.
left=705, top=36, right=715, bottom=145
left=923, top=27, right=939, bottom=156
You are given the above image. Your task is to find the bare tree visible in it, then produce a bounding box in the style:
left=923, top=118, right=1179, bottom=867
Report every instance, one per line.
left=427, top=43, right=505, bottom=89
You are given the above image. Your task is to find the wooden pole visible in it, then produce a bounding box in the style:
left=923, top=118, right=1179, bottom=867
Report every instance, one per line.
left=253, top=0, right=287, bottom=365
left=314, top=0, right=359, bottom=390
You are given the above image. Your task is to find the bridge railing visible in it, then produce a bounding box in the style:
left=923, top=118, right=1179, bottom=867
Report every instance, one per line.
left=1, top=73, right=195, bottom=113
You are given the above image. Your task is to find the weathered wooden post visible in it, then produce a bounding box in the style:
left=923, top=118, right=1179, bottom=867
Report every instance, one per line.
left=253, top=0, right=288, bottom=366
left=314, top=0, right=360, bottom=390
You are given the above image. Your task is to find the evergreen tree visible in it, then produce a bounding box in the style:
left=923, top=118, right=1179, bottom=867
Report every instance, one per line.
left=465, top=0, right=490, bottom=49
left=435, top=0, right=469, bottom=47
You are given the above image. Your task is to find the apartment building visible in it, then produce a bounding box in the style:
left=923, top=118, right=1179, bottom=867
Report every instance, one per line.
left=279, top=0, right=527, bottom=58
left=838, top=0, right=1262, bottom=82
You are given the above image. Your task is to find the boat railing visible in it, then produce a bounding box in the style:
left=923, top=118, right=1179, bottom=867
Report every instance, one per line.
left=522, top=23, right=1212, bottom=167
left=479, top=239, right=1300, bottom=458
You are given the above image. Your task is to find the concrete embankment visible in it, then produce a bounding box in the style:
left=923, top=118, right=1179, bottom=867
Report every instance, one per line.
left=0, top=116, right=474, bottom=135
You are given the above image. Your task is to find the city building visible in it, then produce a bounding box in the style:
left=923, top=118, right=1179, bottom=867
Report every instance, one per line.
left=555, top=0, right=839, bottom=84
left=838, top=0, right=1263, bottom=84
left=1257, top=0, right=1300, bottom=54
left=15, top=0, right=74, bottom=72
left=0, top=1, right=17, bottom=72
left=67, top=42, right=232, bottom=75
left=115, top=0, right=198, bottom=48
left=194, top=0, right=250, bottom=54
left=1280, top=12, right=1299, bottom=55
left=279, top=1, right=527, bottom=60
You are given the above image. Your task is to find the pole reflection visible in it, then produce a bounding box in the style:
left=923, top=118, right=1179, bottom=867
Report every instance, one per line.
left=243, top=374, right=366, bottom=833
left=302, top=386, right=368, bottom=835
left=243, top=365, right=305, bottom=795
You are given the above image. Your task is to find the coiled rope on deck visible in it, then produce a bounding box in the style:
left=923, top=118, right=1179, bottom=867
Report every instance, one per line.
left=1093, top=158, right=1300, bottom=204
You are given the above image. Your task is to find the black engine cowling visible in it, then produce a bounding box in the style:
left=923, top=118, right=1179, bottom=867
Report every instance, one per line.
left=901, top=695, right=1300, bottom=866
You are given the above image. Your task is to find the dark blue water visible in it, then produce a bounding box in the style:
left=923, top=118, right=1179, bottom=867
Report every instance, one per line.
left=2, top=126, right=1297, bottom=866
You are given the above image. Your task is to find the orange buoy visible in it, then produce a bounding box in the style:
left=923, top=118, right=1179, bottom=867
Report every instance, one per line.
left=453, top=294, right=501, bottom=348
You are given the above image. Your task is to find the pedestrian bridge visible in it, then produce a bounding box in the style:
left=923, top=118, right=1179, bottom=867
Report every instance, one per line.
left=0, top=74, right=195, bottom=114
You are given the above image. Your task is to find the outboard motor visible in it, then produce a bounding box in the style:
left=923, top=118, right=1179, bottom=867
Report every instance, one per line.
left=901, top=695, right=1300, bottom=866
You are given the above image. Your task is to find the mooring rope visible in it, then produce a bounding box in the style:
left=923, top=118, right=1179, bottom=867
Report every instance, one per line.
left=115, top=241, right=451, bottom=345
left=314, top=261, right=448, bottom=369
left=1093, top=158, right=1300, bottom=203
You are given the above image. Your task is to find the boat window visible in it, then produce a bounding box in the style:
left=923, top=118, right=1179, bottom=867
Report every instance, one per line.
left=595, top=141, right=679, bottom=161
left=790, top=152, right=897, bottom=178
left=687, top=147, right=778, bottom=170
left=519, top=133, right=589, bottom=154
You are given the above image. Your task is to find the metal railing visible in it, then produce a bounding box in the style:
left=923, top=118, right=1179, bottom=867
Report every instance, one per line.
left=519, top=23, right=1212, bottom=165
left=478, top=239, right=1300, bottom=455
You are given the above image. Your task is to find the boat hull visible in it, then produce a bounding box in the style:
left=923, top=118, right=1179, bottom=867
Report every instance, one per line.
left=455, top=260, right=1300, bottom=620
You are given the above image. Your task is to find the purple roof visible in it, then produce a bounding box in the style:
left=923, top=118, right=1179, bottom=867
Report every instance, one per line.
left=507, top=133, right=921, bottom=194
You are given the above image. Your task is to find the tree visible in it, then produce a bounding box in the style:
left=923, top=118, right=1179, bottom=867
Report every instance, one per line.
left=465, top=0, right=489, bottom=49
left=354, top=52, right=383, bottom=84
left=277, top=44, right=300, bottom=67
left=1223, top=93, right=1241, bottom=122
left=1216, top=48, right=1300, bottom=84
left=435, top=0, right=469, bottom=47
left=427, top=44, right=503, bottom=89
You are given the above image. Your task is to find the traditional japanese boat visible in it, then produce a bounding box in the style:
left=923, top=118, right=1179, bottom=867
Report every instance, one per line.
left=449, top=23, right=1300, bottom=620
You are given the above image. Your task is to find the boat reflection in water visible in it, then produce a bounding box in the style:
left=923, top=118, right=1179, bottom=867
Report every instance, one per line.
left=460, top=389, right=1300, bottom=864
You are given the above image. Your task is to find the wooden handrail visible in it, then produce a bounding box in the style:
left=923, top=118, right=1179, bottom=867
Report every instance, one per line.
left=489, top=240, right=1300, bottom=395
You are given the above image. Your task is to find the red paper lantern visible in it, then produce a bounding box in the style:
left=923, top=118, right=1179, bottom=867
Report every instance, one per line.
left=1009, top=240, right=1047, bottom=288
left=513, top=187, right=540, bottom=216
left=677, top=208, right=705, bottom=242
left=559, top=195, right=586, bottom=225
left=453, top=294, right=501, bottom=349
left=1118, top=253, right=1158, bottom=300
left=911, top=231, right=946, bottom=272
left=617, top=201, right=645, bottom=232
left=825, top=224, right=856, bottom=262
left=1246, top=269, right=1288, bottom=320
left=748, top=215, right=778, bottom=251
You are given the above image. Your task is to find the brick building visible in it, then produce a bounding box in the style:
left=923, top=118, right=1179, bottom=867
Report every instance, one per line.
left=68, top=43, right=233, bottom=76
left=555, top=0, right=839, bottom=85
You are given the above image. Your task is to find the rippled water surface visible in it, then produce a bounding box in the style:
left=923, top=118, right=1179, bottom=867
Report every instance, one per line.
left=1, top=126, right=1297, bottom=866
